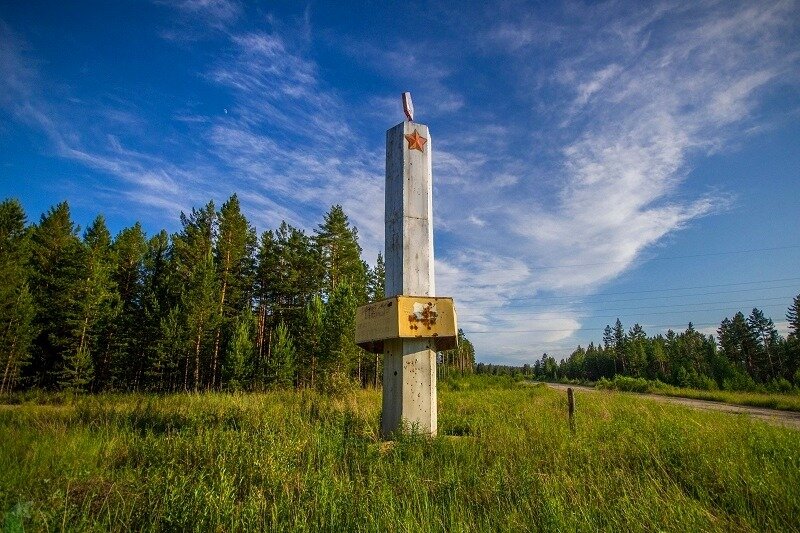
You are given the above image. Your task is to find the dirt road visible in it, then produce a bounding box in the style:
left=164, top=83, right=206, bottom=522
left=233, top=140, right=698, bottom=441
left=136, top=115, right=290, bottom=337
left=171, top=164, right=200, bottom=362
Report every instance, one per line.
left=543, top=383, right=800, bottom=430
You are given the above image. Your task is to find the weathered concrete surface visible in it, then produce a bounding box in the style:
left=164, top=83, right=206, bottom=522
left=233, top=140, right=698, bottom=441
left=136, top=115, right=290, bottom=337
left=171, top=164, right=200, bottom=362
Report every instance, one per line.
left=381, top=338, right=437, bottom=436
left=382, top=121, right=437, bottom=438
left=385, top=121, right=434, bottom=298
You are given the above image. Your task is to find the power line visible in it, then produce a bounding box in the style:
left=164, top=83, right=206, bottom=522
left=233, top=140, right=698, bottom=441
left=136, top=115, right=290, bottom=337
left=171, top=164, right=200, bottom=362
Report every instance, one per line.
left=457, top=296, right=791, bottom=317
left=461, top=301, right=791, bottom=334
left=455, top=276, right=800, bottom=299
left=463, top=321, right=723, bottom=334
left=464, top=304, right=788, bottom=325
left=458, top=283, right=799, bottom=306
left=487, top=244, right=800, bottom=270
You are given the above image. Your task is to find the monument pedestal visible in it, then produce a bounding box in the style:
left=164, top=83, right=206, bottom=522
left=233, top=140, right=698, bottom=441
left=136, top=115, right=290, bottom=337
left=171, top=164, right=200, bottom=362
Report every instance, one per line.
left=354, top=94, right=456, bottom=439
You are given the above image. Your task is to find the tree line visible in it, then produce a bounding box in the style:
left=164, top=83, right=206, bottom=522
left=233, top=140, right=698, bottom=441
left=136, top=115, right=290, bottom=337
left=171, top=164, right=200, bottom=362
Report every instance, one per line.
left=532, top=302, right=800, bottom=391
left=0, top=196, right=475, bottom=394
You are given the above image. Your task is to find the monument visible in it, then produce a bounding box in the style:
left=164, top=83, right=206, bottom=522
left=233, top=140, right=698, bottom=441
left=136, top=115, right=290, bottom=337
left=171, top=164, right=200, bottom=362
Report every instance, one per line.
left=355, top=93, right=457, bottom=438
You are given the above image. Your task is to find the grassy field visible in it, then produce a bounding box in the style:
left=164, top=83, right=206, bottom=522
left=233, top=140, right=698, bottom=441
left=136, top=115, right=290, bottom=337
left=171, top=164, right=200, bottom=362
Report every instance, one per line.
left=2, top=377, right=799, bottom=531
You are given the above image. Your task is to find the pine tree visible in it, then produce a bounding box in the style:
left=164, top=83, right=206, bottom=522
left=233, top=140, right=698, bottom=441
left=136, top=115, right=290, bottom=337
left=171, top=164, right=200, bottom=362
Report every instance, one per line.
left=58, top=345, right=94, bottom=392
left=280, top=223, right=323, bottom=311
left=72, top=216, right=119, bottom=391
left=457, top=329, right=476, bottom=374
left=296, top=295, right=324, bottom=388
left=626, top=323, right=647, bottom=377
left=368, top=253, right=385, bottom=302
left=253, top=229, right=280, bottom=378
left=28, top=202, right=84, bottom=389
left=268, top=321, right=296, bottom=388
left=787, top=294, right=800, bottom=339
left=271, top=223, right=323, bottom=323
left=440, top=329, right=477, bottom=376
left=602, top=325, right=613, bottom=350
left=314, top=205, right=366, bottom=299
left=320, top=281, right=358, bottom=381
left=211, top=195, right=256, bottom=389
left=223, top=308, right=255, bottom=391
left=723, top=312, right=759, bottom=377
left=0, top=199, right=36, bottom=393
left=153, top=305, right=184, bottom=391
left=173, top=203, right=219, bottom=391
left=748, top=308, right=780, bottom=382
left=141, top=231, right=176, bottom=390
left=107, top=223, right=147, bottom=390
left=182, top=249, right=219, bottom=391
left=648, top=337, right=668, bottom=380
left=786, top=295, right=800, bottom=385
left=253, top=224, right=321, bottom=383
left=364, top=253, right=386, bottom=386
left=0, top=285, right=34, bottom=393
left=613, top=318, right=626, bottom=373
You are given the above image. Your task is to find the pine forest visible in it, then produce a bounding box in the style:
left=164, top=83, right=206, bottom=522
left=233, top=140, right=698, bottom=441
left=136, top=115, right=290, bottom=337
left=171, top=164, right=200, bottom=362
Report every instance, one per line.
left=0, top=196, right=476, bottom=394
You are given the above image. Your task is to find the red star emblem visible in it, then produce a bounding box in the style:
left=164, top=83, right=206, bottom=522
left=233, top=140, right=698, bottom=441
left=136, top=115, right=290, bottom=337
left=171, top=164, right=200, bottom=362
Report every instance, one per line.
left=404, top=129, right=427, bottom=152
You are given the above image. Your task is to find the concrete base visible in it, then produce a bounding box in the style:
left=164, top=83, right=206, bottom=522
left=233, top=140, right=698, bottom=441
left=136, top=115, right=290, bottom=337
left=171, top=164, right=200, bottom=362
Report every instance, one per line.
left=381, top=338, right=437, bottom=438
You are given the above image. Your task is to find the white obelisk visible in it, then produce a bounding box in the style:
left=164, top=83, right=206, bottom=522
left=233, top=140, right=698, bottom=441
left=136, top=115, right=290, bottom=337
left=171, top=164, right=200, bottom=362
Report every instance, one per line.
left=381, top=93, right=437, bottom=437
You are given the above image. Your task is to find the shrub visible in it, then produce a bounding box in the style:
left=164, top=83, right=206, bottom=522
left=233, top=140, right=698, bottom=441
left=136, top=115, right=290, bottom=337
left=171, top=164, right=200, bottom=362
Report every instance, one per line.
left=676, top=367, right=691, bottom=388
left=690, top=372, right=718, bottom=391
left=767, top=378, right=794, bottom=393
left=612, top=376, right=651, bottom=393
left=596, top=376, right=651, bottom=393
left=316, top=370, right=356, bottom=396
left=596, top=377, right=612, bottom=390
left=650, top=379, right=668, bottom=390
left=722, top=371, right=757, bottom=392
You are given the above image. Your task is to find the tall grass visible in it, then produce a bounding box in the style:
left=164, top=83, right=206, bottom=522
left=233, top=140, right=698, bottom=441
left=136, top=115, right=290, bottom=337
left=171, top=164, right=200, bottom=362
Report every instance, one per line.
left=1, top=380, right=799, bottom=531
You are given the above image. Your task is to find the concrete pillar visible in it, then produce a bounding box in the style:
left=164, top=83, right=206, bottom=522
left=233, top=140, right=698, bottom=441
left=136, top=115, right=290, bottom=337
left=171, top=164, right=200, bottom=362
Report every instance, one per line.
left=382, top=121, right=437, bottom=437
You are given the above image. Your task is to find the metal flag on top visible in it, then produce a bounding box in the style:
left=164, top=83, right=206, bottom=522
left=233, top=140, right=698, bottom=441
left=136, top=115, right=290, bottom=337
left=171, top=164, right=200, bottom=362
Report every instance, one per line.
left=402, top=92, right=414, bottom=121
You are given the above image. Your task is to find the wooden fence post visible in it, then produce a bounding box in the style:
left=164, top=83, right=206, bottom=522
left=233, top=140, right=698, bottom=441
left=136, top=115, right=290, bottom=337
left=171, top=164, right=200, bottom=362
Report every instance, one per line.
left=567, top=387, right=575, bottom=432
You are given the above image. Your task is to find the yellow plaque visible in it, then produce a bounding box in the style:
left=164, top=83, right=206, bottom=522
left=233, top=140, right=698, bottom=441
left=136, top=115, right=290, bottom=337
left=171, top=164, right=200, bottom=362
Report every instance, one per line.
left=355, top=296, right=458, bottom=354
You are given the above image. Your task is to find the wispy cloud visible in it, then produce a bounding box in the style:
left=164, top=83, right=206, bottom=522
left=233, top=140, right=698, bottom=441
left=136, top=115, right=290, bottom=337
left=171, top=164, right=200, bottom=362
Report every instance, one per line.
left=158, top=0, right=242, bottom=28
left=483, top=17, right=564, bottom=52
left=204, top=26, right=386, bottom=254
left=0, top=13, right=386, bottom=255
left=337, top=36, right=465, bottom=117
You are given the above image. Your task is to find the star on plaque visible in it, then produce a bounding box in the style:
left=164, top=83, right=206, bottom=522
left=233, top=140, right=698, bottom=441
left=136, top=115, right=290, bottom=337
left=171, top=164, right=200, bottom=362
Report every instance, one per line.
left=404, top=129, right=427, bottom=152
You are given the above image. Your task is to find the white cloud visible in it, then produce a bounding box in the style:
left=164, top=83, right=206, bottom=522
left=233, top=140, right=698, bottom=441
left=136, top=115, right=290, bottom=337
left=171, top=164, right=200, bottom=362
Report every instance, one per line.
left=467, top=214, right=486, bottom=227
left=695, top=325, right=720, bottom=338
left=573, top=64, right=622, bottom=107
left=775, top=320, right=792, bottom=338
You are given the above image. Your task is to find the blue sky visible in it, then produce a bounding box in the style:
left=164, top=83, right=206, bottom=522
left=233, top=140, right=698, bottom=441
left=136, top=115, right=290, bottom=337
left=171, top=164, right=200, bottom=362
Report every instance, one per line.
left=1, top=0, right=799, bottom=364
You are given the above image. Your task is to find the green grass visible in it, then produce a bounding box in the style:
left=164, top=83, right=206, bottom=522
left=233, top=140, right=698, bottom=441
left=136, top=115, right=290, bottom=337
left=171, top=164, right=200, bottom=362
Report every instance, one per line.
left=1, top=380, right=799, bottom=531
